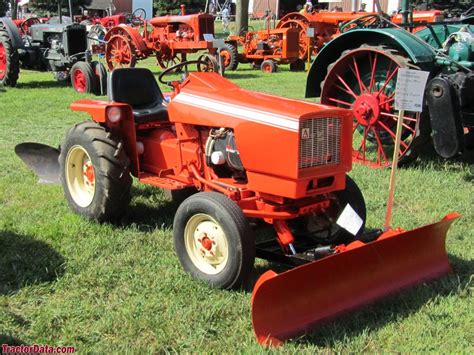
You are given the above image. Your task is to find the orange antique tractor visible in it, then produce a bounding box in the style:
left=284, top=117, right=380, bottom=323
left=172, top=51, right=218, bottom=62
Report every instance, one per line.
left=103, top=13, right=218, bottom=71
left=222, top=27, right=305, bottom=72
left=16, top=63, right=458, bottom=345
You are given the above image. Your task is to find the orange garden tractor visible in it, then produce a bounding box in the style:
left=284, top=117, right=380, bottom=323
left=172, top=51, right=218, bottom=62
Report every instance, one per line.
left=221, top=27, right=305, bottom=73
left=16, top=63, right=458, bottom=345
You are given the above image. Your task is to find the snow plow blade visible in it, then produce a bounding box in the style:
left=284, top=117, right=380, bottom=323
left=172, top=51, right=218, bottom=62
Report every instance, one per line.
left=251, top=213, right=460, bottom=346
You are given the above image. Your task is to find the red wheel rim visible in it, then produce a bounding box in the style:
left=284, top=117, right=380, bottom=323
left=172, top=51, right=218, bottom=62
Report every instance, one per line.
left=278, top=19, right=308, bottom=59
left=106, top=35, right=134, bottom=70
left=220, top=49, right=231, bottom=67
left=262, top=62, right=272, bottom=73
left=0, top=43, right=6, bottom=80
left=73, top=69, right=87, bottom=92
left=321, top=48, right=419, bottom=168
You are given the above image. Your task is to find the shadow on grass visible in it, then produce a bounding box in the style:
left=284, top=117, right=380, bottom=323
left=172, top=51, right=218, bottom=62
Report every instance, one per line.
left=0, top=334, right=26, bottom=346
left=281, top=254, right=473, bottom=347
left=224, top=73, right=260, bottom=80
left=0, top=231, right=65, bottom=295
left=16, top=80, right=70, bottom=90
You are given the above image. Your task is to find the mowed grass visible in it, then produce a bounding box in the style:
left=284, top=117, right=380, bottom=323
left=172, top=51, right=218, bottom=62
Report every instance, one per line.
left=0, top=54, right=473, bottom=353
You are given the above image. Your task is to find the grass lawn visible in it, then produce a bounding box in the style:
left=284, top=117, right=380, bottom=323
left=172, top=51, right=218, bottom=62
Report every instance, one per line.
left=0, top=51, right=473, bottom=352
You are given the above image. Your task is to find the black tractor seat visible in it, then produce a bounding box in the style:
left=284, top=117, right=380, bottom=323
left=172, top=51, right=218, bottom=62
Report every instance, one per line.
left=108, top=67, right=168, bottom=124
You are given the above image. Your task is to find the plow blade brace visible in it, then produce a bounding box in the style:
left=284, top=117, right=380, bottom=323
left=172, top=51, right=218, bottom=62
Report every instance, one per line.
left=251, top=213, right=460, bottom=345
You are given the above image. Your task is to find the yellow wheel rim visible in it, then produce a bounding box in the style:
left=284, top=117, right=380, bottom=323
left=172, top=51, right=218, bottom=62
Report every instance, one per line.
left=184, top=213, right=229, bottom=275
left=65, top=145, right=96, bottom=207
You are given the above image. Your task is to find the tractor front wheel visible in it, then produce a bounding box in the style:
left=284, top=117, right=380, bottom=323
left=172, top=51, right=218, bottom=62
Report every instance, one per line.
left=261, top=59, right=277, bottom=73
left=321, top=45, right=430, bottom=167
left=91, top=61, right=107, bottom=96
left=0, top=29, right=20, bottom=87
left=70, top=62, right=96, bottom=94
left=173, top=192, right=255, bottom=289
left=59, top=121, right=132, bottom=222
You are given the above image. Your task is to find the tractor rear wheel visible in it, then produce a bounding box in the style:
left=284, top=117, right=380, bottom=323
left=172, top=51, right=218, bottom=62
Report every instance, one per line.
left=220, top=43, right=239, bottom=71
left=0, top=29, right=20, bottom=87
left=289, top=175, right=366, bottom=245
left=59, top=121, right=132, bottom=222
left=91, top=61, right=107, bottom=96
left=173, top=192, right=255, bottom=289
left=320, top=45, right=430, bottom=167
left=261, top=59, right=277, bottom=73
left=71, top=62, right=96, bottom=94
left=289, top=59, right=305, bottom=72
left=105, top=34, right=137, bottom=71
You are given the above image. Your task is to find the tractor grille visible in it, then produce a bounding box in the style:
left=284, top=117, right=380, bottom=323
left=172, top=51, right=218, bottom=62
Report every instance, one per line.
left=299, top=118, right=341, bottom=169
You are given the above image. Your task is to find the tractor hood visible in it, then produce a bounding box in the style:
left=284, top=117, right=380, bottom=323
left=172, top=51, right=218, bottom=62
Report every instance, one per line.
left=168, top=72, right=353, bottom=199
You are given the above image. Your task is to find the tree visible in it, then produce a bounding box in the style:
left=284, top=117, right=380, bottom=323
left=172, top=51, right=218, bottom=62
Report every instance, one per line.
left=0, top=0, right=8, bottom=17
left=235, top=0, right=249, bottom=35
left=28, top=0, right=92, bottom=17
left=154, top=0, right=206, bottom=16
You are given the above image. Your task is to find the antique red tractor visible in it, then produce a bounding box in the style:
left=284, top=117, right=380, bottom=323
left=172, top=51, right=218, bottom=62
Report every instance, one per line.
left=305, top=3, right=474, bottom=167
left=277, top=9, right=445, bottom=59
left=222, top=26, right=304, bottom=72
left=15, top=63, right=458, bottom=345
left=103, top=13, right=218, bottom=71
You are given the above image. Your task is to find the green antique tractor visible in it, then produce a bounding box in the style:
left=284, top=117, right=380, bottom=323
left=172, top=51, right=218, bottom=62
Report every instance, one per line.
left=306, top=0, right=473, bottom=167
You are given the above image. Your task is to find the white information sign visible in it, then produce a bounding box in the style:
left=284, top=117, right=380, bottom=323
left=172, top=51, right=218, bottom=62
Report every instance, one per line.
left=212, top=39, right=226, bottom=49
left=203, top=33, right=215, bottom=41
left=394, top=68, right=430, bottom=112
left=306, top=28, right=315, bottom=38
left=336, top=204, right=363, bottom=236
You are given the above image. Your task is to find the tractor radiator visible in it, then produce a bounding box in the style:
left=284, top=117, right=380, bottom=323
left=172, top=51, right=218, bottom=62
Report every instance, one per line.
left=299, top=118, right=341, bottom=169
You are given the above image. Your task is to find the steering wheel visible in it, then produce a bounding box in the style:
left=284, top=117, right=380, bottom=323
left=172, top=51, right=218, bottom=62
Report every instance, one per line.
left=339, top=14, right=385, bottom=33
left=19, top=17, right=41, bottom=35
left=131, top=8, right=146, bottom=26
left=238, top=25, right=255, bottom=37
left=158, top=59, right=218, bottom=86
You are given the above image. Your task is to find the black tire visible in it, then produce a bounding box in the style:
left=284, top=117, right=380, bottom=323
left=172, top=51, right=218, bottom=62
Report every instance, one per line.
left=91, top=61, right=107, bottom=96
left=59, top=121, right=132, bottom=222
left=289, top=175, right=366, bottom=245
left=173, top=192, right=255, bottom=289
left=70, top=62, right=96, bottom=93
left=0, top=29, right=20, bottom=87
left=260, top=59, right=277, bottom=73
left=220, top=43, right=238, bottom=71
left=289, top=59, right=305, bottom=72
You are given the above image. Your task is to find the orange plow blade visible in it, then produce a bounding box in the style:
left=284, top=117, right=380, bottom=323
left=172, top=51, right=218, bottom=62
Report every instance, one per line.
left=251, top=213, right=460, bottom=345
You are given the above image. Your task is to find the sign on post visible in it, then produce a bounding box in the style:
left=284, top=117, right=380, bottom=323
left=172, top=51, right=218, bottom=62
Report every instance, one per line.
left=394, top=68, right=430, bottom=112
left=384, top=68, right=429, bottom=230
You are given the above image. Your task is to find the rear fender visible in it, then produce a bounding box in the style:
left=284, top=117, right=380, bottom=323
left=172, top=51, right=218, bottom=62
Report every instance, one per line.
left=0, top=17, right=24, bottom=49
left=70, top=100, right=140, bottom=176
left=104, top=25, right=148, bottom=53
left=305, top=29, right=436, bottom=98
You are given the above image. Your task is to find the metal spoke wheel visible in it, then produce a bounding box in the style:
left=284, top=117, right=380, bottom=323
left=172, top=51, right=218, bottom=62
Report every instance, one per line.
left=197, top=54, right=220, bottom=73
left=173, top=192, right=255, bottom=289
left=105, top=34, right=137, bottom=70
left=276, top=19, right=309, bottom=59
left=157, top=50, right=181, bottom=70
left=321, top=45, right=425, bottom=167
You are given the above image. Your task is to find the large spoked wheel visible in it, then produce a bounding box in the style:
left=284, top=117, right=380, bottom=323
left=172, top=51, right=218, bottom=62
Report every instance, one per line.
left=197, top=54, right=221, bottom=73
left=288, top=175, right=366, bottom=245
left=70, top=62, right=96, bottom=93
left=0, top=29, right=20, bottom=87
left=219, top=43, right=238, bottom=71
left=59, top=121, right=132, bottom=222
left=321, top=45, right=426, bottom=167
left=105, top=34, right=137, bottom=70
left=173, top=192, right=255, bottom=289
left=276, top=19, right=309, bottom=59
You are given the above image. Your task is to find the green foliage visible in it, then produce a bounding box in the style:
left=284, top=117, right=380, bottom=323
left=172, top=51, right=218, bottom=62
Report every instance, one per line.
left=0, top=0, right=8, bottom=17
left=154, top=0, right=206, bottom=16
left=28, top=0, right=92, bottom=16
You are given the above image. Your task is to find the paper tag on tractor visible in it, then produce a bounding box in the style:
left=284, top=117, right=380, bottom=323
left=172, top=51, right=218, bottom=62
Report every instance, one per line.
left=336, top=204, right=363, bottom=235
